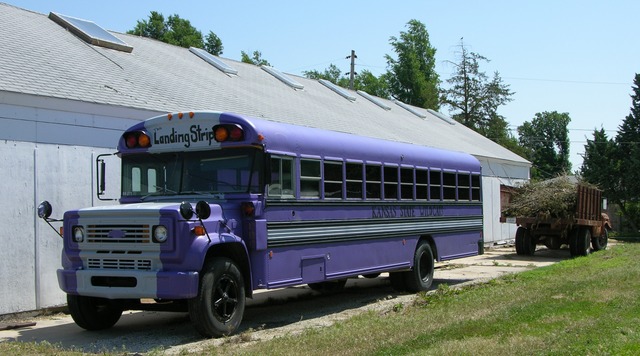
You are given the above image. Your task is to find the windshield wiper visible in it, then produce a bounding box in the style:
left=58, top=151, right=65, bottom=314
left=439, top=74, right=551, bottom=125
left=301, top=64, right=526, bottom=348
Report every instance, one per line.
left=140, top=186, right=178, bottom=201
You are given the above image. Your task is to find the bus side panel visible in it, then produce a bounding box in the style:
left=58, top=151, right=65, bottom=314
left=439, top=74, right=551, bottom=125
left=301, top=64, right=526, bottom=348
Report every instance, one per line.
left=263, top=237, right=416, bottom=288
left=432, top=231, right=483, bottom=261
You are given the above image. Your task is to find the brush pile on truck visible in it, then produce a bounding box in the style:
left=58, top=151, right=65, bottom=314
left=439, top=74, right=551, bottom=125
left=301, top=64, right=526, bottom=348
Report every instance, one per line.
left=501, top=176, right=612, bottom=257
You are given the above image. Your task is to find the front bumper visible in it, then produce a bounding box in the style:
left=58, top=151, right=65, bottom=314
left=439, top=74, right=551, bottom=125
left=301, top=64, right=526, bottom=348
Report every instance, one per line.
left=57, top=269, right=199, bottom=300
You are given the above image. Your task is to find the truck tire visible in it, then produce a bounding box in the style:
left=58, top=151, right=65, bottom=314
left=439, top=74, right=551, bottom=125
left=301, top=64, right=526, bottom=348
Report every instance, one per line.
left=67, top=294, right=122, bottom=331
left=570, top=227, right=591, bottom=257
left=591, top=228, right=609, bottom=251
left=404, top=241, right=435, bottom=292
left=189, top=257, right=245, bottom=337
left=515, top=227, right=535, bottom=256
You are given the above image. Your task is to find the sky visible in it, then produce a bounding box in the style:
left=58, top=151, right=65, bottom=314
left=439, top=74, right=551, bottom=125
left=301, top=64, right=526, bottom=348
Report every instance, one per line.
left=6, top=0, right=639, bottom=170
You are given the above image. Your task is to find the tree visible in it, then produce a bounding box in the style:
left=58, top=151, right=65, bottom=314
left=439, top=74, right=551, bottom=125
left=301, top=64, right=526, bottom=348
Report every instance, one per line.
left=517, top=111, right=572, bottom=180
left=303, top=64, right=343, bottom=83
left=353, top=70, right=389, bottom=98
left=303, top=65, right=389, bottom=98
left=613, top=74, right=640, bottom=231
left=204, top=32, right=223, bottom=55
left=128, top=11, right=167, bottom=39
left=580, top=128, right=617, bottom=189
left=128, top=11, right=223, bottom=55
left=162, top=15, right=203, bottom=48
left=241, top=50, right=271, bottom=66
left=441, top=39, right=514, bottom=138
left=385, top=19, right=440, bottom=110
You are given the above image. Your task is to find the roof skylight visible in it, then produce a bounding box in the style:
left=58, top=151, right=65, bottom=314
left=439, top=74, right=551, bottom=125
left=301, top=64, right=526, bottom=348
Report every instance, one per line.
left=319, top=79, right=356, bottom=102
left=49, top=12, right=133, bottom=53
left=189, top=47, right=238, bottom=75
left=427, top=109, right=457, bottom=125
left=357, top=90, right=391, bottom=110
left=261, top=66, right=304, bottom=90
left=394, top=100, right=427, bottom=118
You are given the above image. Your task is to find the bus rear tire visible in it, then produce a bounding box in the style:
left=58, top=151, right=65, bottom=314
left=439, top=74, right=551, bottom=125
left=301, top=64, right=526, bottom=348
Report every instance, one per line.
left=67, top=294, right=122, bottom=331
left=189, top=257, right=245, bottom=337
left=404, top=241, right=435, bottom=292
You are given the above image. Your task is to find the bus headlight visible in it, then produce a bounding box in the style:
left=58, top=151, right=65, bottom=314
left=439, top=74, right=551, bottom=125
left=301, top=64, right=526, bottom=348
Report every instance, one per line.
left=72, top=226, right=85, bottom=243
left=153, top=225, right=168, bottom=243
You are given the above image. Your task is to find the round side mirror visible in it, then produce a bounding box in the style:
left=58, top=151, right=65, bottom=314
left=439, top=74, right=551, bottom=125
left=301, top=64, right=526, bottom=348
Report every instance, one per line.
left=179, top=201, right=194, bottom=220
left=195, top=200, right=211, bottom=220
left=38, top=201, right=52, bottom=219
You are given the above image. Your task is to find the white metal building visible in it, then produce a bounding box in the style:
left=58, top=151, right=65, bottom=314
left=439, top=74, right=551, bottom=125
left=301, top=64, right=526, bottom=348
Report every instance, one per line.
left=0, top=3, right=529, bottom=315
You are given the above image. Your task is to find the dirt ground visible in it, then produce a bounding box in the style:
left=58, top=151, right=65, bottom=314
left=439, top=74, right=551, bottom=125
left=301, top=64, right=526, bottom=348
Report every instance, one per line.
left=0, top=245, right=571, bottom=354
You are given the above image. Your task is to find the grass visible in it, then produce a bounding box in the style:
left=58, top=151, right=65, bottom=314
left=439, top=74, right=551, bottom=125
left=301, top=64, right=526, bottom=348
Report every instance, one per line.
left=2, top=242, right=640, bottom=355
left=216, top=243, right=640, bottom=355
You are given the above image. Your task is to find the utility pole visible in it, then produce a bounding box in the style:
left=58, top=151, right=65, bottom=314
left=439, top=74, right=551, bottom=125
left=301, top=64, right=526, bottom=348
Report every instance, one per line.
left=346, top=50, right=357, bottom=90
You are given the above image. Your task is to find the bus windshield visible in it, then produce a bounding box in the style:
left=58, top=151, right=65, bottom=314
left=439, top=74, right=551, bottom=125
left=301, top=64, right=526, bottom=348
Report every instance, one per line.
left=121, top=148, right=263, bottom=198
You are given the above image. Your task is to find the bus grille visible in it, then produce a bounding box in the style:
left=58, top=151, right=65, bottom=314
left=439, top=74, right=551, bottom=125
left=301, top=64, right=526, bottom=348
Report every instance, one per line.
left=86, top=224, right=151, bottom=244
left=87, top=258, right=152, bottom=270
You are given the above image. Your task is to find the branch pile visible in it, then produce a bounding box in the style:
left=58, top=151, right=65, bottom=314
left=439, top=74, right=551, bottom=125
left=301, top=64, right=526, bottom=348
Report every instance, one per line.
left=502, top=176, right=593, bottom=220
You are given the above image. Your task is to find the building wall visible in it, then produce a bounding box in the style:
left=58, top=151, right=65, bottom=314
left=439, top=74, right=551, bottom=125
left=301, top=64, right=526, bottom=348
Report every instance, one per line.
left=0, top=93, right=157, bottom=314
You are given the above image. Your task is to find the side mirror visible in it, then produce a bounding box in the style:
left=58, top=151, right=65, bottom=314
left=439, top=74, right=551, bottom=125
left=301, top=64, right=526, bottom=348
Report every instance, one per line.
left=37, top=201, right=52, bottom=219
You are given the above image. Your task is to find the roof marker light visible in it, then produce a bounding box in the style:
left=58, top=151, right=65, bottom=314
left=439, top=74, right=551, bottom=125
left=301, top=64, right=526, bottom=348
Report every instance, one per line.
left=213, top=124, right=244, bottom=142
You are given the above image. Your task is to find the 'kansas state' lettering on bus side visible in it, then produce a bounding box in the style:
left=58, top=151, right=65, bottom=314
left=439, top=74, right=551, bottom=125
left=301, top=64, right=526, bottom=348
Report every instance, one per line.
left=371, top=205, right=444, bottom=219
left=153, top=125, right=216, bottom=148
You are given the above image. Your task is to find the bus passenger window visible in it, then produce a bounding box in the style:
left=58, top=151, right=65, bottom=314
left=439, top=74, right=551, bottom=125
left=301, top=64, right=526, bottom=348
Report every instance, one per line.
left=471, top=174, right=481, bottom=201
left=443, top=172, right=457, bottom=200
left=346, top=163, right=363, bottom=199
left=400, top=168, right=414, bottom=200
left=384, top=166, right=398, bottom=200
left=300, top=159, right=321, bottom=198
left=324, top=161, right=343, bottom=199
left=429, top=170, right=442, bottom=201
left=416, top=169, right=428, bottom=200
left=268, top=157, right=294, bottom=198
left=458, top=173, right=471, bottom=201
left=365, top=165, right=381, bottom=199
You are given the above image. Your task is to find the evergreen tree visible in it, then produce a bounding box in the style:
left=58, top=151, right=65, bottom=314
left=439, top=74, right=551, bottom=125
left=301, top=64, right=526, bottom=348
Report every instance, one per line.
left=441, top=39, right=513, bottom=139
left=612, top=73, right=640, bottom=231
left=581, top=128, right=617, bottom=190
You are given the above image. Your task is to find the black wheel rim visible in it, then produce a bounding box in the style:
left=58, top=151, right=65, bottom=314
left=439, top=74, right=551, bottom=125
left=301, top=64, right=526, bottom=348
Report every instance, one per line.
left=213, top=274, right=239, bottom=323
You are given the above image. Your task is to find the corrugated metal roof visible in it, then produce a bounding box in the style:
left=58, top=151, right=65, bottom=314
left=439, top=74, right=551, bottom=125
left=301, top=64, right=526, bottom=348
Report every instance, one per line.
left=0, top=3, right=529, bottom=166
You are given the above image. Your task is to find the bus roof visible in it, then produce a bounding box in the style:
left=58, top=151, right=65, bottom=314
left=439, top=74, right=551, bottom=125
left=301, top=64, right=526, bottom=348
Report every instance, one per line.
left=120, top=111, right=481, bottom=173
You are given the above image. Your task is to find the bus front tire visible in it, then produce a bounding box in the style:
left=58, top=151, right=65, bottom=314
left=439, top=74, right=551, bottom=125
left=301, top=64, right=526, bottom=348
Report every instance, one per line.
left=67, top=294, right=122, bottom=331
left=189, top=257, right=245, bottom=338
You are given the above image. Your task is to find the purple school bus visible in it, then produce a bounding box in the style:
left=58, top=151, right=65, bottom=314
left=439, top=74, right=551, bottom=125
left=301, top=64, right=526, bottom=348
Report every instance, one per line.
left=38, top=111, right=483, bottom=337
